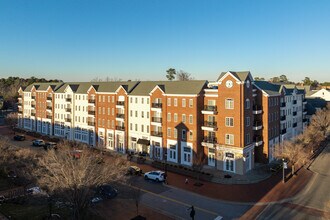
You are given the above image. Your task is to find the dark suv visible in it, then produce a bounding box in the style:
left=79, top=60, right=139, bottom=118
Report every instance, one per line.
left=96, top=185, right=118, bottom=199
left=13, top=135, right=25, bottom=141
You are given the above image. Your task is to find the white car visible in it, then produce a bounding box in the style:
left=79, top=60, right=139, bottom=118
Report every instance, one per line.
left=144, top=171, right=165, bottom=182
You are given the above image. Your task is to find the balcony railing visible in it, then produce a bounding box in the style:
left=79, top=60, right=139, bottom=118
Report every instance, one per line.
left=31, top=96, right=36, bottom=99
left=151, top=103, right=162, bottom=108
left=151, top=131, right=163, bottom=137
left=47, top=96, right=52, bottom=101
left=253, top=121, right=263, bottom=130
left=203, top=105, right=217, bottom=111
left=88, top=99, right=96, bottom=104
left=46, top=106, right=52, bottom=110
left=152, top=117, right=162, bottom=123
left=65, top=118, right=72, bottom=122
left=303, top=108, right=307, bottom=112
left=293, top=100, right=297, bottom=104
left=293, top=122, right=297, bottom=127
left=203, top=121, right=217, bottom=128
left=281, top=102, right=286, bottom=107
left=116, top=113, right=125, bottom=119
left=281, top=129, right=287, bottom=135
left=66, top=97, right=72, bottom=102
left=88, top=111, right=95, bottom=115
left=202, top=136, right=217, bottom=144
left=281, top=115, right=286, bottom=121
left=253, top=135, right=263, bottom=142
left=31, top=104, right=36, bottom=108
left=116, top=126, right=125, bottom=131
left=66, top=108, right=71, bottom=112
left=303, top=118, right=307, bottom=123
left=116, top=101, right=125, bottom=106
left=18, top=110, right=23, bottom=114
left=253, top=105, right=262, bottom=111
left=18, top=95, right=22, bottom=99
left=31, top=113, right=36, bottom=116
left=46, top=115, right=52, bottom=119
left=293, top=111, right=297, bottom=116
left=17, top=102, right=22, bottom=106
left=88, top=121, right=95, bottom=126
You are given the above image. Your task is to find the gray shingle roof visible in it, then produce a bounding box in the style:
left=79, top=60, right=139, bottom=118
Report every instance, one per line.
left=254, top=81, right=281, bottom=95
left=217, top=71, right=251, bottom=82
left=23, top=82, right=64, bottom=92
left=129, top=80, right=207, bottom=96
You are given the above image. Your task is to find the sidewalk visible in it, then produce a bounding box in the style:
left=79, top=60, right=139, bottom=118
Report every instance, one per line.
left=132, top=157, right=313, bottom=203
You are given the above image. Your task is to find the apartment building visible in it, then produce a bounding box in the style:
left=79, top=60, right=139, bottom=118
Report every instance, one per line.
left=17, top=72, right=306, bottom=175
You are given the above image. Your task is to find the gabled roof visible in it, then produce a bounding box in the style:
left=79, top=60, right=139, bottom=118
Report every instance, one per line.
left=217, top=71, right=251, bottom=82
left=254, top=81, right=281, bottom=96
left=95, top=81, right=139, bottom=93
left=130, top=80, right=207, bottom=96
left=23, top=83, right=63, bottom=92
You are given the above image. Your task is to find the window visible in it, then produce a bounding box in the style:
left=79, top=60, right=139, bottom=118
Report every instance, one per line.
left=103, top=107, right=105, bottom=115
left=167, top=98, right=171, bottom=106
left=108, top=108, right=110, bottom=115
left=182, top=114, right=186, bottom=123
left=174, top=128, right=178, bottom=138
left=167, top=128, right=171, bottom=137
left=135, top=98, right=138, bottom=103
left=147, top=112, right=149, bottom=118
left=141, top=111, right=144, bottom=118
left=225, top=117, right=234, bottom=127
left=189, top=99, right=193, bottom=108
left=174, top=113, right=178, bottom=122
left=182, top=99, right=186, bottom=107
left=174, top=98, right=177, bottom=106
left=182, top=129, right=186, bottom=140
left=112, top=108, right=114, bottom=116
left=189, top=115, right=193, bottom=124
left=141, top=98, right=144, bottom=104
left=112, top=96, right=114, bottom=103
left=167, top=113, right=171, bottom=122
left=225, top=134, right=234, bottom=145
left=98, top=107, right=101, bottom=114
left=246, top=117, right=250, bottom=127
left=130, top=123, right=132, bottom=130
left=141, top=125, right=144, bottom=132
left=135, top=111, right=138, bottom=117
left=246, top=133, right=251, bottom=144
left=103, top=96, right=105, bottom=102
left=245, top=99, right=250, bottom=109
left=189, top=131, right=193, bottom=140
left=130, top=110, right=132, bottom=117
left=135, top=124, right=138, bottom=131
left=225, top=99, right=234, bottom=109
left=147, top=126, right=149, bottom=133
left=147, top=98, right=149, bottom=104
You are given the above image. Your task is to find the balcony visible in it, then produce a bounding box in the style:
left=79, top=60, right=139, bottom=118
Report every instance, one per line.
left=88, top=121, right=95, bottom=126
left=201, top=137, right=217, bottom=147
left=18, top=95, right=22, bottom=99
left=281, top=129, right=287, bottom=135
left=293, top=100, right=297, bottom=105
left=281, top=115, right=286, bottom=121
left=46, top=106, right=52, bottom=110
left=293, top=111, right=297, bottom=116
left=253, top=121, right=263, bottom=131
left=303, top=108, right=307, bottom=114
left=31, top=96, right=36, bottom=100
left=46, top=115, right=52, bottom=119
left=18, top=110, right=22, bottom=114
left=88, top=111, right=95, bottom=115
left=88, top=99, right=96, bottom=104
left=17, top=102, right=22, bottom=106
left=116, top=113, right=125, bottom=121
left=303, top=118, right=308, bottom=123
left=151, top=117, right=162, bottom=123
left=31, top=104, right=36, bottom=108
left=201, top=121, right=217, bottom=131
left=252, top=105, right=263, bottom=114
left=116, top=126, right=125, bottom=131
left=47, top=96, right=52, bottom=101
left=293, top=122, right=297, bottom=128
left=116, top=101, right=125, bottom=109
left=66, top=97, right=72, bottom=102
left=253, top=136, right=263, bottom=147
left=31, top=112, right=36, bottom=116
left=201, top=105, right=217, bottom=114
left=65, top=118, right=71, bottom=123
left=151, top=103, right=162, bottom=108
left=66, top=108, right=71, bottom=113
left=303, top=99, right=307, bottom=104
left=280, top=102, right=286, bottom=108
left=151, top=131, right=163, bottom=137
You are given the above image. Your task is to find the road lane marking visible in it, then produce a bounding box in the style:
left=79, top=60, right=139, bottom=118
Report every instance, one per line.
left=130, top=185, right=220, bottom=216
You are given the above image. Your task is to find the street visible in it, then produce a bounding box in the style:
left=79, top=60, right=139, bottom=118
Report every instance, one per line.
left=255, top=143, right=330, bottom=220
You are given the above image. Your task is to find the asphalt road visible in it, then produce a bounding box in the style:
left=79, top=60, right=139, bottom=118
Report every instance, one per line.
left=256, top=143, right=330, bottom=220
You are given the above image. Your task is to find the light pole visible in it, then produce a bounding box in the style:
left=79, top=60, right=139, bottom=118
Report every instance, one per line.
left=282, top=158, right=285, bottom=183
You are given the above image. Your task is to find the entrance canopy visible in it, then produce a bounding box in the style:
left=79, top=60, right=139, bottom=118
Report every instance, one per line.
left=137, top=139, right=150, bottom=145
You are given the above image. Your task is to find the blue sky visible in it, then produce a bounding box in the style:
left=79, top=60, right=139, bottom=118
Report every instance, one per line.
left=0, top=0, right=329, bottom=82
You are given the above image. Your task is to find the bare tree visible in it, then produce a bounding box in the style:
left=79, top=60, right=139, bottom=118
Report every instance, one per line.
left=35, top=142, right=129, bottom=219
left=274, top=139, right=309, bottom=175
left=309, top=104, right=330, bottom=138
left=192, top=150, right=206, bottom=185
left=5, top=112, right=18, bottom=127
left=176, top=70, right=193, bottom=81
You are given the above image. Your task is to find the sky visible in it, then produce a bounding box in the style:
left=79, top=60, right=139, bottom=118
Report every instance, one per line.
left=0, top=0, right=329, bottom=82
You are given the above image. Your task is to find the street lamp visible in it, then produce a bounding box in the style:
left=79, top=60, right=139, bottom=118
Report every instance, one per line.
left=282, top=158, right=287, bottom=183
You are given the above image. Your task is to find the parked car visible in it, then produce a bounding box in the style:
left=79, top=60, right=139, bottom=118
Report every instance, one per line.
left=126, top=166, right=143, bottom=175
left=90, top=196, right=103, bottom=204
left=44, top=142, right=57, bottom=150
left=27, top=186, right=42, bottom=195
left=95, top=185, right=118, bottom=199
left=13, top=134, right=25, bottom=141
left=144, top=171, right=165, bottom=182
left=32, top=139, right=45, bottom=147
